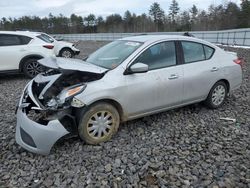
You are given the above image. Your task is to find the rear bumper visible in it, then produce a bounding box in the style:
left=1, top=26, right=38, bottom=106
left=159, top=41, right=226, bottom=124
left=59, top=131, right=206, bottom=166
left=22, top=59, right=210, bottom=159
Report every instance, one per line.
left=16, top=108, right=69, bottom=155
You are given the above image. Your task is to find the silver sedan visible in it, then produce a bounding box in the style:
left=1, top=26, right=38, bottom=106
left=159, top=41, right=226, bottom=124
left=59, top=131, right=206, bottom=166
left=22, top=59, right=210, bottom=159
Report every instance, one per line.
left=15, top=35, right=243, bottom=154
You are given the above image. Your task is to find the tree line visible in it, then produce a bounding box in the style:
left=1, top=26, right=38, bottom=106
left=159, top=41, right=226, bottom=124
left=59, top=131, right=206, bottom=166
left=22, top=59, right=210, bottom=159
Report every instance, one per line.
left=0, top=0, right=250, bottom=34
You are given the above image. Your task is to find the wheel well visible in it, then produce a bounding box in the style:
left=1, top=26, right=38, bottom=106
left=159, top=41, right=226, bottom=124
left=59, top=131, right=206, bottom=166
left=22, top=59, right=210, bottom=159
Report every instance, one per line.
left=218, top=79, right=230, bottom=92
left=90, top=99, right=126, bottom=122
left=59, top=47, right=73, bottom=55
left=19, top=55, right=43, bottom=72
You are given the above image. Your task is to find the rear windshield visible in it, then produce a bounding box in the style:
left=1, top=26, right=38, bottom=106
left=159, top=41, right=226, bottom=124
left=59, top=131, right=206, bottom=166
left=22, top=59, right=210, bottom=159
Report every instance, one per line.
left=37, top=34, right=54, bottom=43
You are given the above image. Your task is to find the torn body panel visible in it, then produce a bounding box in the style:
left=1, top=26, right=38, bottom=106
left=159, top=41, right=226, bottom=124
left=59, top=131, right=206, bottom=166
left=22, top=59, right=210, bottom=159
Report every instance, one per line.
left=16, top=59, right=106, bottom=155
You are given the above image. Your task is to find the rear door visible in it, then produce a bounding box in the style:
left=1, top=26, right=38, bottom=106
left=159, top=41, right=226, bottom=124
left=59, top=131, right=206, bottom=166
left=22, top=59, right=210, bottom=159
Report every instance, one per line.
left=180, top=41, right=219, bottom=103
left=0, top=34, right=31, bottom=71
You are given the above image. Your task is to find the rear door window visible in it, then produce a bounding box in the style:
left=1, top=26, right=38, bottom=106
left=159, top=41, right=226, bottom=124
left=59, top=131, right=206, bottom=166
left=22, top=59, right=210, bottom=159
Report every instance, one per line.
left=0, top=34, right=22, bottom=46
left=181, top=41, right=206, bottom=63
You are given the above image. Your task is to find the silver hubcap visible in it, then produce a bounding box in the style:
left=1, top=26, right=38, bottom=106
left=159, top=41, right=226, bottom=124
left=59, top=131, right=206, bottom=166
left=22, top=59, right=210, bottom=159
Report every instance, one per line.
left=62, top=50, right=72, bottom=58
left=26, top=62, right=42, bottom=77
left=212, top=85, right=226, bottom=106
left=87, top=111, right=114, bottom=139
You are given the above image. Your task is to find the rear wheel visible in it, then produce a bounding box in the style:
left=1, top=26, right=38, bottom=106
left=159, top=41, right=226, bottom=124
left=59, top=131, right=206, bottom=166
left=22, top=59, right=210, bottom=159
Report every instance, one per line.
left=205, top=81, right=228, bottom=109
left=23, top=58, right=43, bottom=78
left=78, top=102, right=120, bottom=145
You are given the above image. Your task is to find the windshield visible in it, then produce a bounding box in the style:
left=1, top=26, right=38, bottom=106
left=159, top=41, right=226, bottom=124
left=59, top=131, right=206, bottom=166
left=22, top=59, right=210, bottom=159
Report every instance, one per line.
left=86, top=40, right=142, bottom=69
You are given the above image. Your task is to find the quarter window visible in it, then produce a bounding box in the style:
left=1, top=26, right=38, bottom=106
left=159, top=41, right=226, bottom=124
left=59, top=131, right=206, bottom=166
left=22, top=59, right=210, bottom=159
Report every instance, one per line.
left=181, top=41, right=205, bottom=63
left=19, top=36, right=32, bottom=45
left=134, top=41, right=177, bottom=70
left=204, top=45, right=215, bottom=59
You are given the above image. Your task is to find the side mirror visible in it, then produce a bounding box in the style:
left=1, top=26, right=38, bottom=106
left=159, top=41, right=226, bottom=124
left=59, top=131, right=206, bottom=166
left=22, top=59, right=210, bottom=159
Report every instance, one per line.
left=124, top=63, right=148, bottom=75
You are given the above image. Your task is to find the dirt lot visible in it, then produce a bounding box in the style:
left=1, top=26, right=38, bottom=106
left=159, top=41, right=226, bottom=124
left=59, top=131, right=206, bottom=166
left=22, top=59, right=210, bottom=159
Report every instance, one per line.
left=0, top=41, right=249, bottom=187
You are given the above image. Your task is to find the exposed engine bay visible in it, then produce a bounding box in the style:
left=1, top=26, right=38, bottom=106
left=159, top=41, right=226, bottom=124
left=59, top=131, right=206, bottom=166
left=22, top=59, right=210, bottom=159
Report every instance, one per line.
left=33, top=69, right=104, bottom=109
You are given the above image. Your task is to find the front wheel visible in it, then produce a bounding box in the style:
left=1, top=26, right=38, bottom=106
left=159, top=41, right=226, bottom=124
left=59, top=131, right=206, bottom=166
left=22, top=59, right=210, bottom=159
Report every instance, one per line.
left=78, top=102, right=120, bottom=145
left=205, top=81, right=228, bottom=109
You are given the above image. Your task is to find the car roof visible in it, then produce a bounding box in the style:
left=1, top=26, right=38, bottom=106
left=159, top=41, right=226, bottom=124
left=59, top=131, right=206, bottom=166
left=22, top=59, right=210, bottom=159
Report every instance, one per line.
left=120, top=34, right=214, bottom=47
left=0, top=31, right=40, bottom=38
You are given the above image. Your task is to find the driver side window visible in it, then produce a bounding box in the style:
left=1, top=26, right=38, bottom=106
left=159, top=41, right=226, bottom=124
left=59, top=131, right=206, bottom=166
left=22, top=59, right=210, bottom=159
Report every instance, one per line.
left=134, top=41, right=177, bottom=70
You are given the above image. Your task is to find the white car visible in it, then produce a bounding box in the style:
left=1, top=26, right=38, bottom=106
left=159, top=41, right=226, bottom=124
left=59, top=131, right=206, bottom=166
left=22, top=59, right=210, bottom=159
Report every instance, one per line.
left=0, top=31, right=55, bottom=78
left=36, top=33, right=80, bottom=58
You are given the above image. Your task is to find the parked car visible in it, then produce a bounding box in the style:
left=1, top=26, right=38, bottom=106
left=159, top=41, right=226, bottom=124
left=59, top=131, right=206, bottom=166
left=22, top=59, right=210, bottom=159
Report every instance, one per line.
left=35, top=33, right=80, bottom=58
left=15, top=35, right=243, bottom=154
left=0, top=31, right=54, bottom=78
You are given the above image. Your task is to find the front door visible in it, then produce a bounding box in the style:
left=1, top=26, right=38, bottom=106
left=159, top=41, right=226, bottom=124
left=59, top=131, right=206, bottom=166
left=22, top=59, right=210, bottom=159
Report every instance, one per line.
left=125, top=41, right=183, bottom=116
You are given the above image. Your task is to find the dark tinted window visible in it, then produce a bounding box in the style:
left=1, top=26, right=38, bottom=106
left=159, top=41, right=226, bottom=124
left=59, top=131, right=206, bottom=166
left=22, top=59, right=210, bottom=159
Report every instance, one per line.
left=204, top=45, right=215, bottom=59
left=134, top=41, right=177, bottom=70
left=0, top=34, right=21, bottom=46
left=181, top=41, right=205, bottom=63
left=19, top=36, right=32, bottom=45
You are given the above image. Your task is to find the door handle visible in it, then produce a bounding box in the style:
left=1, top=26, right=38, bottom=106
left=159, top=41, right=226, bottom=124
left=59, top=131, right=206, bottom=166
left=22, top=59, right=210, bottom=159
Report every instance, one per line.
left=168, top=74, right=179, bottom=80
left=211, top=67, right=219, bottom=72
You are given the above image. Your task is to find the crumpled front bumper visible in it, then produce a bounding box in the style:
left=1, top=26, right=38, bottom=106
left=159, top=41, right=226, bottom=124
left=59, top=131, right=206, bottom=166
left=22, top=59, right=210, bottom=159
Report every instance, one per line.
left=16, top=109, right=69, bottom=155
left=15, top=81, right=69, bottom=155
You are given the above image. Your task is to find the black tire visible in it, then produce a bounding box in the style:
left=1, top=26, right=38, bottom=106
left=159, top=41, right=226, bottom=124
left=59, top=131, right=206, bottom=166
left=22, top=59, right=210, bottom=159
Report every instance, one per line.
left=205, top=81, right=228, bottom=109
left=23, top=58, right=43, bottom=78
left=78, top=102, right=120, bottom=145
left=59, top=48, right=74, bottom=58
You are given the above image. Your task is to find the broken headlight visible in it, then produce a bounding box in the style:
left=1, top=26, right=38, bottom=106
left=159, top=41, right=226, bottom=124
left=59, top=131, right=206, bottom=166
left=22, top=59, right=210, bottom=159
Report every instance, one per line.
left=47, top=84, right=86, bottom=109
left=58, top=84, right=86, bottom=100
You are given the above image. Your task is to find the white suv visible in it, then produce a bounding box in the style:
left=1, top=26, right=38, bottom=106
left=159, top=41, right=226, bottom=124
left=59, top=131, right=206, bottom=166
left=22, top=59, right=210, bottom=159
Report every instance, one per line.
left=0, top=31, right=55, bottom=78
left=36, top=33, right=80, bottom=58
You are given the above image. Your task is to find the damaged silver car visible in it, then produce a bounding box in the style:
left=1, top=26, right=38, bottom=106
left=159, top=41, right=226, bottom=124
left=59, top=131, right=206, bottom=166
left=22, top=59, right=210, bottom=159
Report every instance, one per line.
left=16, top=35, right=242, bottom=154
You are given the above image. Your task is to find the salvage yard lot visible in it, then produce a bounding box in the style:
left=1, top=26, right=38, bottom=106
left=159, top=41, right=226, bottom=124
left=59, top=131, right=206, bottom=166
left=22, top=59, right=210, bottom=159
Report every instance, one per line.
left=0, top=41, right=249, bottom=187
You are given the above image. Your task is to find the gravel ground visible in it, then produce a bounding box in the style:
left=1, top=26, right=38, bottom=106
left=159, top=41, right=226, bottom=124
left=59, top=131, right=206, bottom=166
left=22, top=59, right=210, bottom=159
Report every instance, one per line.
left=0, top=41, right=249, bottom=187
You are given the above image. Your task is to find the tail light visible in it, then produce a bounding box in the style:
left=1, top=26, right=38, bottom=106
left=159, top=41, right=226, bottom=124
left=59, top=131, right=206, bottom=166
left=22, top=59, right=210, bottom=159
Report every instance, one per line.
left=234, top=58, right=243, bottom=67
left=43, top=45, right=54, bottom=49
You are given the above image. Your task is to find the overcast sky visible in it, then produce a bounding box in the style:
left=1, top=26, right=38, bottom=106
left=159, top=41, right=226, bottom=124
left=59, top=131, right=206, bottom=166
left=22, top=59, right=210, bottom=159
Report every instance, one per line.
left=0, top=0, right=241, bottom=19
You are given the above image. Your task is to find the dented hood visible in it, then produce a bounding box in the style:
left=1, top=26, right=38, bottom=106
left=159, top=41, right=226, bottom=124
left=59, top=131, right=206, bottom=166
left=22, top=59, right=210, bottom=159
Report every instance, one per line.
left=38, top=57, right=108, bottom=74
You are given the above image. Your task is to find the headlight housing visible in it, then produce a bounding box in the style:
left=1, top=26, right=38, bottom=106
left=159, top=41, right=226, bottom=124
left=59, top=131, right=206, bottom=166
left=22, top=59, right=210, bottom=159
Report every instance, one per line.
left=58, top=84, right=86, bottom=102
left=46, top=84, right=86, bottom=109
